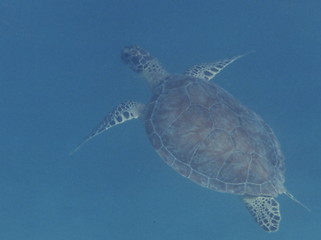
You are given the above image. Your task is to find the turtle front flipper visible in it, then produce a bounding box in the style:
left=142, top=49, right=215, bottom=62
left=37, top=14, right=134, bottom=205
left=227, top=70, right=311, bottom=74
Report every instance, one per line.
left=70, top=101, right=144, bottom=154
left=184, top=54, right=248, bottom=81
left=242, top=196, right=281, bottom=232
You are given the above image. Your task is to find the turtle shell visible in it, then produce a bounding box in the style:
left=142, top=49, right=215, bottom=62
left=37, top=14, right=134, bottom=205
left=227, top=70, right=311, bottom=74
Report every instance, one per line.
left=145, top=74, right=285, bottom=197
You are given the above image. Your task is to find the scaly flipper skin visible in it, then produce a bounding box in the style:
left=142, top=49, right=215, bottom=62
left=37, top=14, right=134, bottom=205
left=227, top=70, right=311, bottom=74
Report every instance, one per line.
left=243, top=196, right=281, bottom=232
left=70, top=101, right=144, bottom=154
left=184, top=54, right=248, bottom=81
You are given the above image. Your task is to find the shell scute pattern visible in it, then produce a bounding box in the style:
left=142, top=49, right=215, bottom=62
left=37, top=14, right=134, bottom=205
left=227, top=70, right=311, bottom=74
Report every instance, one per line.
left=186, top=81, right=218, bottom=108
left=192, top=129, right=233, bottom=177
left=218, top=152, right=251, bottom=183
left=210, top=103, right=241, bottom=131
left=189, top=170, right=209, bottom=187
left=163, top=104, right=213, bottom=162
left=152, top=87, right=190, bottom=136
left=146, top=74, right=284, bottom=196
left=209, top=178, right=227, bottom=192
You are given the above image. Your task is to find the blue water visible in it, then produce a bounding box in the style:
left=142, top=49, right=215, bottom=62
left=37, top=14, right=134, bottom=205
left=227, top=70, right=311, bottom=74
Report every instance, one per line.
left=0, top=0, right=320, bottom=239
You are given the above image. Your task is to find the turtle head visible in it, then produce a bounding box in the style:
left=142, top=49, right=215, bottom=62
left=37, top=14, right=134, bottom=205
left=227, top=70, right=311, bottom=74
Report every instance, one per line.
left=121, top=46, right=169, bottom=88
left=121, top=46, right=153, bottom=73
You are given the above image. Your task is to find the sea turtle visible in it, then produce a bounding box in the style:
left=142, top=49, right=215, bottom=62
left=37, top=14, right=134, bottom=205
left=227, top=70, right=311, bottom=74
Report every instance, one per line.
left=72, top=46, right=305, bottom=232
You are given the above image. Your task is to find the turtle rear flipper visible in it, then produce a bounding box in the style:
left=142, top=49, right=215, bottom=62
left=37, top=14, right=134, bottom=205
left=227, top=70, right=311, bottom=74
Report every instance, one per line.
left=70, top=101, right=144, bottom=154
left=243, top=196, right=281, bottom=232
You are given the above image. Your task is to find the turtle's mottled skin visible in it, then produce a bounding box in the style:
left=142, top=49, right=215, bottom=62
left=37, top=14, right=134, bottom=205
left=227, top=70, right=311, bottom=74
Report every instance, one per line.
left=72, top=46, right=305, bottom=232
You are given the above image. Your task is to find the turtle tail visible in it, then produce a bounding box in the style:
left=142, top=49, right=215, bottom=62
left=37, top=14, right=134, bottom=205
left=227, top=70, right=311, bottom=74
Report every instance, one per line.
left=284, top=191, right=311, bottom=212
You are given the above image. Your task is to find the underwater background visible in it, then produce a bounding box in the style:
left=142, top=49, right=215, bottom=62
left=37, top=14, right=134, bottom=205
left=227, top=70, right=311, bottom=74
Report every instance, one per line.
left=0, top=0, right=320, bottom=239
